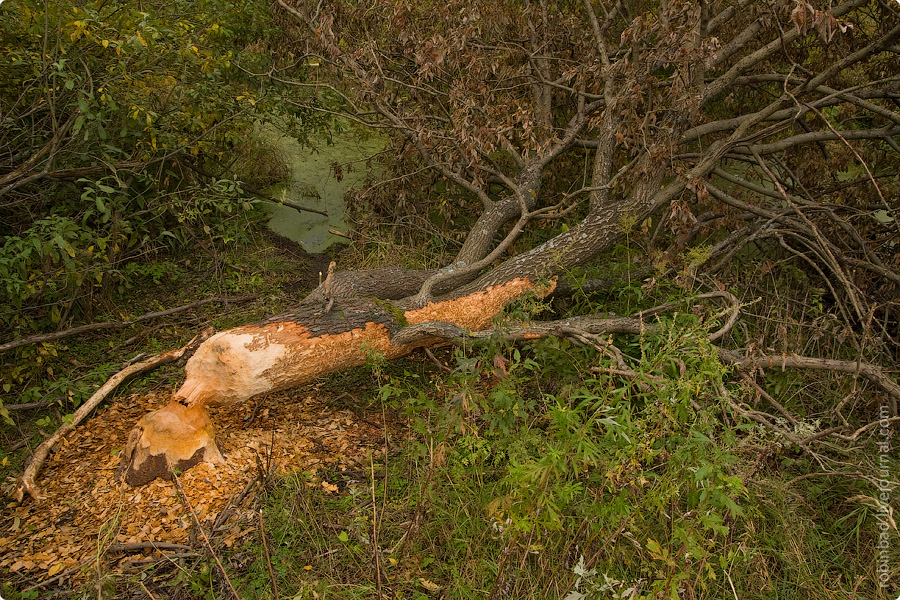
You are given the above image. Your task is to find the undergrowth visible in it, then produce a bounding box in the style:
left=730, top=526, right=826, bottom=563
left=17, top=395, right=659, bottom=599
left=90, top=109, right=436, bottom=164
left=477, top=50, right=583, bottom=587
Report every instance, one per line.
left=220, top=294, right=897, bottom=600
left=2, top=245, right=896, bottom=599
left=0, top=220, right=316, bottom=487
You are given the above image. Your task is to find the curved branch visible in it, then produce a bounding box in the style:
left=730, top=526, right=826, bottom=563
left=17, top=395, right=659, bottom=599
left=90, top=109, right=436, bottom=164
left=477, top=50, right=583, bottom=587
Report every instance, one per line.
left=717, top=348, right=900, bottom=409
left=406, top=198, right=564, bottom=306
left=13, top=329, right=214, bottom=502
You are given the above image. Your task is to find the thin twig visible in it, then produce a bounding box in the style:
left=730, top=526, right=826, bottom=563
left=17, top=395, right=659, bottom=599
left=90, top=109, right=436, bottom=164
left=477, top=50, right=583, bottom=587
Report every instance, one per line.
left=371, top=450, right=383, bottom=598
left=423, top=347, right=452, bottom=372
left=212, top=475, right=260, bottom=534
left=139, top=581, right=159, bottom=600
left=0, top=296, right=253, bottom=354
left=259, top=509, right=280, bottom=600
left=108, top=542, right=196, bottom=554
left=23, top=557, right=94, bottom=591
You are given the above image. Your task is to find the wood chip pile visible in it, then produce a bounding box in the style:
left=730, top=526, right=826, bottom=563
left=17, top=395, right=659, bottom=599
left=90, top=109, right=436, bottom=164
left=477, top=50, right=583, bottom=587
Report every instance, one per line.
left=1, top=389, right=388, bottom=586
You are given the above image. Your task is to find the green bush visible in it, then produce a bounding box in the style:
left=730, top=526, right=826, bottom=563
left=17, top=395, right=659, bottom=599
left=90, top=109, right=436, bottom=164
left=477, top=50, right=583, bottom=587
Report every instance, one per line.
left=0, top=0, right=324, bottom=333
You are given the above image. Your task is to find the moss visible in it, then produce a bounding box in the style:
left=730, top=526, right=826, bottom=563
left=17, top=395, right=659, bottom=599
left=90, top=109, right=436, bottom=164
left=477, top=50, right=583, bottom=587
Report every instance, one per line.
left=373, top=297, right=410, bottom=328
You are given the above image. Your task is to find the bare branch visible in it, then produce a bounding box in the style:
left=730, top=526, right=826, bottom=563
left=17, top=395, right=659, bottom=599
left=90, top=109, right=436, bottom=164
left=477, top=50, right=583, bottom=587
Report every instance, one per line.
left=717, top=348, right=900, bottom=410
left=702, top=0, right=869, bottom=105
left=0, top=296, right=255, bottom=354
left=733, top=126, right=900, bottom=155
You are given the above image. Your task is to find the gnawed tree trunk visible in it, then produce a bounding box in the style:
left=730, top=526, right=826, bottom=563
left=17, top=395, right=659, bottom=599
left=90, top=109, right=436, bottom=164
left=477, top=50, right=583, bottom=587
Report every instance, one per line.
left=119, top=278, right=554, bottom=485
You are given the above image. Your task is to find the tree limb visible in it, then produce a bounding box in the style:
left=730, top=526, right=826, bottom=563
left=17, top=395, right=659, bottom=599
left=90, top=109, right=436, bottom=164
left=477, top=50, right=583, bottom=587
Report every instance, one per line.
left=717, top=348, right=900, bottom=411
left=0, top=295, right=254, bottom=354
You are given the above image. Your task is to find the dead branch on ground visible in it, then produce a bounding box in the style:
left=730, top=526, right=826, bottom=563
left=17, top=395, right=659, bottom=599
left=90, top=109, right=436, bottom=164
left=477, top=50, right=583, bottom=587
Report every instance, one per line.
left=0, top=296, right=253, bottom=354
left=13, top=329, right=213, bottom=502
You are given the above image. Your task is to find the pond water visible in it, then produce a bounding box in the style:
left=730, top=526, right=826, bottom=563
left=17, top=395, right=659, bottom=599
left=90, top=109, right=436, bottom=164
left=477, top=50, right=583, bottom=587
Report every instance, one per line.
left=257, top=123, right=385, bottom=253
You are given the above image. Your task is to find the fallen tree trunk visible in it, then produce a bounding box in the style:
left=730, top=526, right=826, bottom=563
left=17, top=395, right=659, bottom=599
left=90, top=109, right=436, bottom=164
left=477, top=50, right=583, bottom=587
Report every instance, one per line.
left=16, top=275, right=900, bottom=499
left=118, top=278, right=555, bottom=486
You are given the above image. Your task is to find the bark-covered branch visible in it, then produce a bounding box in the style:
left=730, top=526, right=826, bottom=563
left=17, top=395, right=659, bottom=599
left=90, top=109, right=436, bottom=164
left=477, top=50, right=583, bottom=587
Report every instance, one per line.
left=0, top=296, right=255, bottom=354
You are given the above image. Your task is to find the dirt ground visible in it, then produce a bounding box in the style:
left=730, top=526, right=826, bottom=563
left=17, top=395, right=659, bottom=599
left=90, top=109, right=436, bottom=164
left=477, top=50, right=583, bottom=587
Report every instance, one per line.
left=1, top=386, right=390, bottom=589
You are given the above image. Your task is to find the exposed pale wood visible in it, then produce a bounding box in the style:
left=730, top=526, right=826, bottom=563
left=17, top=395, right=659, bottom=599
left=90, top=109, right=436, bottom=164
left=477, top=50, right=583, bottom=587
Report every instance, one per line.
left=119, top=279, right=554, bottom=486
left=118, top=400, right=225, bottom=487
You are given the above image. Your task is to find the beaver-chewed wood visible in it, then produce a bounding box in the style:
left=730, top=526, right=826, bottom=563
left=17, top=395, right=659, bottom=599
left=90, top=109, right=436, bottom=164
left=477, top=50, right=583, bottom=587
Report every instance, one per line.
left=119, top=278, right=554, bottom=486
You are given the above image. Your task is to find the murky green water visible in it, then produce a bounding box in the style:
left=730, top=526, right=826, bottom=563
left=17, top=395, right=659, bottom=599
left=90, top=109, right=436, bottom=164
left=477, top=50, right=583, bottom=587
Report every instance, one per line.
left=258, top=123, right=385, bottom=253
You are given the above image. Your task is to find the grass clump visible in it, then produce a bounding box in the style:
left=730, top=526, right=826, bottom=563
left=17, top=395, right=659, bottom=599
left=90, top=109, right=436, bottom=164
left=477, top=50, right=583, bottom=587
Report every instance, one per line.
left=229, top=314, right=744, bottom=599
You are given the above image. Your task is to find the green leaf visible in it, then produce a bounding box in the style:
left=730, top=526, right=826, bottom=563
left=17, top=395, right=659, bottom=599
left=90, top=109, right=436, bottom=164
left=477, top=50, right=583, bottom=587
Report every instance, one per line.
left=338, top=531, right=349, bottom=543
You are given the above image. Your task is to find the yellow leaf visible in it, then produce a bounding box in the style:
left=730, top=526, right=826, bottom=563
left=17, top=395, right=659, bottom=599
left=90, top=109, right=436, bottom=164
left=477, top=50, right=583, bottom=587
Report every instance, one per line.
left=48, top=563, right=64, bottom=576
left=136, top=30, right=147, bottom=47
left=303, top=565, right=313, bottom=571
left=419, top=578, right=441, bottom=591
left=102, top=39, right=109, bottom=48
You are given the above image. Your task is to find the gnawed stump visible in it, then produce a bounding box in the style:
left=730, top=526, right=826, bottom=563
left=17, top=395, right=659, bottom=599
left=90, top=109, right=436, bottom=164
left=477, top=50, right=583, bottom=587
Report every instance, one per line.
left=118, top=401, right=224, bottom=486
left=119, top=278, right=555, bottom=485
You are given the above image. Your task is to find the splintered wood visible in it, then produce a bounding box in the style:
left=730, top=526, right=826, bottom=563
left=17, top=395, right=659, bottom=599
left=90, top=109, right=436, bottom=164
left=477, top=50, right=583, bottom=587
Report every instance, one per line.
left=0, top=389, right=388, bottom=585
